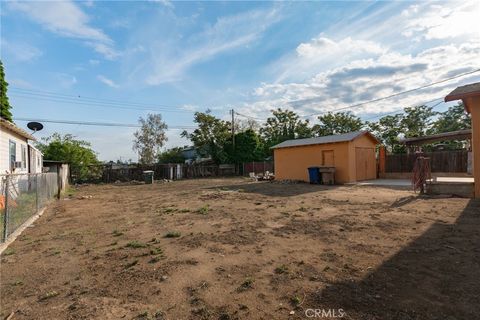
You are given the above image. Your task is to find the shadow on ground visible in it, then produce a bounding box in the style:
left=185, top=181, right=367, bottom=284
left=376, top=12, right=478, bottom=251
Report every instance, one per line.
left=209, top=181, right=341, bottom=197
left=306, top=199, right=480, bottom=319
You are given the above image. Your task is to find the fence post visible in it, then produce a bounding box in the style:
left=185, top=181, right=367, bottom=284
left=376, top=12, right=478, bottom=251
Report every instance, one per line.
left=378, top=146, right=386, bottom=178
left=3, top=175, right=9, bottom=242
left=36, top=173, right=40, bottom=212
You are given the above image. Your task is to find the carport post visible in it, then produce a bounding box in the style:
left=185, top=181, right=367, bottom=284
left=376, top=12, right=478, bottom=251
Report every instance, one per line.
left=470, top=99, right=480, bottom=198
left=445, top=82, right=480, bottom=198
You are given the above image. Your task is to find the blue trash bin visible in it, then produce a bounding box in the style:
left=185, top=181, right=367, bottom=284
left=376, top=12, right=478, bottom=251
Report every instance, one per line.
left=307, top=167, right=320, bottom=184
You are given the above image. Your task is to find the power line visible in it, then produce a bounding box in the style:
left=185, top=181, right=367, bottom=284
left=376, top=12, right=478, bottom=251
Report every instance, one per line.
left=234, top=69, right=479, bottom=122
left=10, top=87, right=193, bottom=111
left=13, top=118, right=197, bottom=129
left=301, top=68, right=480, bottom=118
left=10, top=92, right=193, bottom=114
left=362, top=99, right=445, bottom=122
left=234, top=112, right=264, bottom=122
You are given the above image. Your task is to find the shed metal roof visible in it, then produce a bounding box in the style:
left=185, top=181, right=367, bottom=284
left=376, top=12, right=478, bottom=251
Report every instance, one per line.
left=400, top=129, right=472, bottom=146
left=271, top=131, right=379, bottom=149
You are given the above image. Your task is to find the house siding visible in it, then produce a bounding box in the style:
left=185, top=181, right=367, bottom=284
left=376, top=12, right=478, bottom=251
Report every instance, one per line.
left=0, top=125, right=30, bottom=174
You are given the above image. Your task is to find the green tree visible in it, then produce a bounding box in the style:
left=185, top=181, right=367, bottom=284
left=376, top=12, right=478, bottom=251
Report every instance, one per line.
left=181, top=111, right=231, bottom=164
left=36, top=133, right=100, bottom=181
left=225, top=129, right=265, bottom=163
left=133, top=113, right=168, bottom=164
left=260, top=108, right=312, bottom=150
left=313, top=111, right=364, bottom=136
left=0, top=60, right=13, bottom=121
left=158, top=147, right=186, bottom=163
left=367, top=114, right=405, bottom=153
left=400, top=105, right=437, bottom=138
left=430, top=103, right=471, bottom=134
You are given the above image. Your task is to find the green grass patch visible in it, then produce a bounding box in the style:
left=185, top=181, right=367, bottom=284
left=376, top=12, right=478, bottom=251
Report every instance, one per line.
left=274, top=264, right=289, bottom=274
left=112, top=230, right=124, bottom=237
left=11, top=280, right=23, bottom=286
left=197, top=205, right=209, bottom=215
left=3, top=248, right=15, bottom=256
left=125, top=260, right=139, bottom=269
left=39, top=290, right=59, bottom=301
left=125, top=241, right=148, bottom=249
left=164, top=231, right=181, bottom=238
left=149, top=256, right=161, bottom=264
left=237, top=277, right=254, bottom=291
left=149, top=247, right=163, bottom=255
left=290, top=295, right=302, bottom=307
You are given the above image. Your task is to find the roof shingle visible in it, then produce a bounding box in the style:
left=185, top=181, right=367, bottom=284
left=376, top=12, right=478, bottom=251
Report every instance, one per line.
left=271, top=131, right=378, bottom=149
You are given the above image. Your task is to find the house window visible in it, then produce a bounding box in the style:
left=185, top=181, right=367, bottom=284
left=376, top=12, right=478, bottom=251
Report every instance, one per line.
left=21, top=145, right=27, bottom=169
left=9, top=140, right=16, bottom=171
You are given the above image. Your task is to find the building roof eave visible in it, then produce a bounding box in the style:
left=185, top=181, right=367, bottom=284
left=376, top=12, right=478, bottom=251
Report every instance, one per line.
left=0, top=118, right=36, bottom=141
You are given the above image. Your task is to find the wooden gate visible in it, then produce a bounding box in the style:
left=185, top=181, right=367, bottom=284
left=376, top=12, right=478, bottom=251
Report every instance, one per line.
left=355, top=147, right=376, bottom=181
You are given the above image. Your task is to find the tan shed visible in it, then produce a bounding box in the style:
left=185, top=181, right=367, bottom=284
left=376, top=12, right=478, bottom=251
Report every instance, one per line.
left=272, top=131, right=380, bottom=183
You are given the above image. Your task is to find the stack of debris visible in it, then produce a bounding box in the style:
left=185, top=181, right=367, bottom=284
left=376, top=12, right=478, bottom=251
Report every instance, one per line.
left=249, top=171, right=275, bottom=181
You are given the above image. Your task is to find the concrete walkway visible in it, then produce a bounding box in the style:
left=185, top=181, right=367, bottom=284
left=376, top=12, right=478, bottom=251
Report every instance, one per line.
left=348, top=179, right=411, bottom=187
left=430, top=177, right=474, bottom=183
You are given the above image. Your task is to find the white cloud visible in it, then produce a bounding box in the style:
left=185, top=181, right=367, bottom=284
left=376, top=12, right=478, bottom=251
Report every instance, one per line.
left=239, top=1, right=480, bottom=121
left=240, top=42, right=480, bottom=120
left=143, top=7, right=282, bottom=85
left=8, top=0, right=118, bottom=60
left=296, top=36, right=384, bottom=58
left=181, top=104, right=199, bottom=112
left=8, top=78, right=34, bottom=89
left=84, top=0, right=95, bottom=8
left=150, top=0, right=174, bottom=9
left=274, top=36, right=386, bottom=83
left=97, top=75, right=119, bottom=88
left=403, top=1, right=480, bottom=40
left=88, top=42, right=120, bottom=60
left=54, top=73, right=78, bottom=89
left=1, top=38, right=42, bottom=62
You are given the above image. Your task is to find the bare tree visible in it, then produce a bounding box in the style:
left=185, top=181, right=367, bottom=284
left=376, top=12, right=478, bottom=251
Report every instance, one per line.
left=133, top=113, right=168, bottom=164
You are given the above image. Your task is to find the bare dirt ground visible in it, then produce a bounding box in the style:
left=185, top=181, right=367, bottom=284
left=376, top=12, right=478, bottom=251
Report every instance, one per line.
left=1, top=178, right=479, bottom=320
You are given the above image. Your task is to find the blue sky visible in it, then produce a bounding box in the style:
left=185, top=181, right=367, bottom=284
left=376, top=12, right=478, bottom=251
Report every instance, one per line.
left=1, top=0, right=479, bottom=161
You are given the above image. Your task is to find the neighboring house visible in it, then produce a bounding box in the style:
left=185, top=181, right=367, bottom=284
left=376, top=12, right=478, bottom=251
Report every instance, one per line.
left=272, top=131, right=380, bottom=183
left=181, top=146, right=198, bottom=161
left=0, top=118, right=43, bottom=174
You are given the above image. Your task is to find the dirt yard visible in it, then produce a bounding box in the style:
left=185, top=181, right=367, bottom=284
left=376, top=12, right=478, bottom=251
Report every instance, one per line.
left=1, top=178, right=479, bottom=320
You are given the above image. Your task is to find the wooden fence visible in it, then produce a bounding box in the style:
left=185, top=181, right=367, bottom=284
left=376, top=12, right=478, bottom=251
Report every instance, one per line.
left=97, top=163, right=242, bottom=183
left=241, top=161, right=274, bottom=176
left=385, top=150, right=469, bottom=173
left=82, top=161, right=275, bottom=183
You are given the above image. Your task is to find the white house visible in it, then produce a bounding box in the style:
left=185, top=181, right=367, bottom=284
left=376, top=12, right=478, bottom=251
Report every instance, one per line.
left=0, top=118, right=43, bottom=174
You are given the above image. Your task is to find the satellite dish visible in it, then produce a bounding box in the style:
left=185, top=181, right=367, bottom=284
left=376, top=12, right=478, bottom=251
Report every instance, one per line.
left=27, top=122, right=44, bottom=133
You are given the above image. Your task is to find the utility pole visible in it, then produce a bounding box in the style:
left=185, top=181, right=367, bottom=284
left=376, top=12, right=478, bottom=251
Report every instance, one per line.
left=231, top=109, right=235, bottom=148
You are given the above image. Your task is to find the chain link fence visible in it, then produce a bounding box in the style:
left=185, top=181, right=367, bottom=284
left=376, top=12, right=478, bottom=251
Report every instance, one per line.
left=0, top=173, right=58, bottom=242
